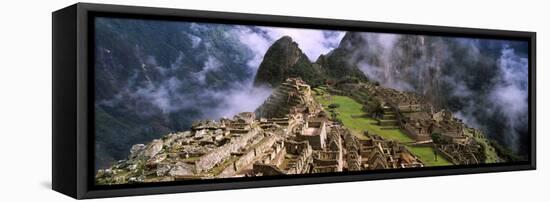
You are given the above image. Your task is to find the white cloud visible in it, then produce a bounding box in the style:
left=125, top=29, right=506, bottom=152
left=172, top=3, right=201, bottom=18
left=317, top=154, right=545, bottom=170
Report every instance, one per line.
left=258, top=26, right=345, bottom=61
left=186, top=33, right=202, bottom=48
left=487, top=46, right=529, bottom=150
left=235, top=27, right=273, bottom=71
left=194, top=56, right=221, bottom=84
left=203, top=84, right=273, bottom=119
left=355, top=33, right=412, bottom=91
left=236, top=26, right=345, bottom=70
left=132, top=76, right=183, bottom=114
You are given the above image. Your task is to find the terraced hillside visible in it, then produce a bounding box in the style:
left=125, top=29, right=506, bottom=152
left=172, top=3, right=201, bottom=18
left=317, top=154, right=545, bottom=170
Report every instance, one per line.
left=314, top=87, right=452, bottom=166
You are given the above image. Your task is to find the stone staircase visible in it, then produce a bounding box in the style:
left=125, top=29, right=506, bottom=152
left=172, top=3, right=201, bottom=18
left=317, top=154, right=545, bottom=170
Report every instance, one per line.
left=376, top=106, right=399, bottom=128
left=256, top=78, right=316, bottom=118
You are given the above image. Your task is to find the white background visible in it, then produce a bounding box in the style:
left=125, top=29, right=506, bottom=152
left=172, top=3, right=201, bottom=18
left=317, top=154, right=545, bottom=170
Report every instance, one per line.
left=0, top=0, right=547, bottom=201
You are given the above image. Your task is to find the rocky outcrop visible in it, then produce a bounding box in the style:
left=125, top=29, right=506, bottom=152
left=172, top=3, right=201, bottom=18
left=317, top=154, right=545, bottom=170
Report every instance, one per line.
left=314, top=32, right=368, bottom=81
left=195, top=127, right=260, bottom=172
left=95, top=79, right=443, bottom=185
left=253, top=36, right=325, bottom=88
left=94, top=28, right=522, bottom=184
left=253, top=34, right=372, bottom=88
left=143, top=139, right=164, bottom=158
left=168, top=162, right=195, bottom=176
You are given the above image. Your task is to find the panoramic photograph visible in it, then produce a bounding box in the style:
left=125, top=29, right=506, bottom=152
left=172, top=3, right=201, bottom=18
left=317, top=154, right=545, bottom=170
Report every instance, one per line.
left=93, top=17, right=529, bottom=185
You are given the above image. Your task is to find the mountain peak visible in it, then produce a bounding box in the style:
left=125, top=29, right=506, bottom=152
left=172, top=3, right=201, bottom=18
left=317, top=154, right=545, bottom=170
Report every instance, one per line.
left=277, top=35, right=293, bottom=43
left=253, top=36, right=314, bottom=87
left=338, top=32, right=366, bottom=49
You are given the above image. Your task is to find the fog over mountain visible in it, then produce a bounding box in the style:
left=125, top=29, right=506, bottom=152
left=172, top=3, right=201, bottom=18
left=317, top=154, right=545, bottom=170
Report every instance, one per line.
left=94, top=18, right=345, bottom=168
left=94, top=17, right=528, bottom=168
left=336, top=32, right=529, bottom=154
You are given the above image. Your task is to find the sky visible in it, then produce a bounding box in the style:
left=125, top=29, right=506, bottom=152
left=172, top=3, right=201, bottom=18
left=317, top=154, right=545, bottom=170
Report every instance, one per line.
left=95, top=18, right=530, bottom=158
left=236, top=25, right=346, bottom=69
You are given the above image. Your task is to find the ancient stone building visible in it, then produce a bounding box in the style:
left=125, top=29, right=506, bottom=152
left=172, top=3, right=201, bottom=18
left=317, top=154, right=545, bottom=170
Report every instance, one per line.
left=296, top=120, right=327, bottom=150
left=95, top=78, right=429, bottom=185
left=358, top=134, right=424, bottom=169
left=432, top=110, right=465, bottom=140
left=359, top=81, right=472, bottom=145
left=256, top=78, right=320, bottom=119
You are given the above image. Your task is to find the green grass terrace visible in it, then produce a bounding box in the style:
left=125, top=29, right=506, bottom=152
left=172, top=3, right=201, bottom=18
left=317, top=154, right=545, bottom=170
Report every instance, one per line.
left=313, top=89, right=451, bottom=167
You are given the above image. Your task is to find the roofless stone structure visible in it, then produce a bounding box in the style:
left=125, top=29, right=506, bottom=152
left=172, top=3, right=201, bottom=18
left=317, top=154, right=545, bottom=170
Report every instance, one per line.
left=95, top=78, right=428, bottom=185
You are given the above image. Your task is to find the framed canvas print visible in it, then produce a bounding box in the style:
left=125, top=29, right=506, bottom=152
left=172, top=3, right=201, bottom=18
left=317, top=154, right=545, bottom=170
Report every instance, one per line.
left=52, top=3, right=536, bottom=199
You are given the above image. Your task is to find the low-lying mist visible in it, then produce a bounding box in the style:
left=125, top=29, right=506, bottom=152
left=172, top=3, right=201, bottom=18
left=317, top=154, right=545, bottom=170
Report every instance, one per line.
left=94, top=17, right=529, bottom=169
left=349, top=32, right=529, bottom=154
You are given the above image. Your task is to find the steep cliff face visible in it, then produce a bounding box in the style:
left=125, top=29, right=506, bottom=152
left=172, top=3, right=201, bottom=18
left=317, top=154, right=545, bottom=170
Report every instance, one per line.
left=253, top=36, right=325, bottom=88
left=253, top=32, right=528, bottom=156
left=330, top=31, right=529, bottom=155
left=94, top=20, right=529, bottom=169
left=94, top=18, right=257, bottom=169
left=314, top=33, right=369, bottom=81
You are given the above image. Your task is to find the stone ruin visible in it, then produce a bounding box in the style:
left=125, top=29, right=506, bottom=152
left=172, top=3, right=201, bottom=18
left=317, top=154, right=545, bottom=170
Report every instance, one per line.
left=435, top=141, right=484, bottom=165
left=320, top=78, right=496, bottom=166
left=357, top=81, right=472, bottom=144
left=333, top=80, right=491, bottom=165
left=256, top=78, right=321, bottom=119
left=341, top=129, right=423, bottom=171
left=95, top=78, right=427, bottom=185
left=358, top=134, right=424, bottom=169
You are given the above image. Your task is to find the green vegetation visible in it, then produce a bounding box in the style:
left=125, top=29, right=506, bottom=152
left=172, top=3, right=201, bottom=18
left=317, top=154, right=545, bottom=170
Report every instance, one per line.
left=489, top=139, right=521, bottom=162
left=287, top=60, right=326, bottom=87
left=362, top=98, right=383, bottom=115
left=181, top=156, right=200, bottom=163
left=254, top=36, right=326, bottom=87
left=430, top=132, right=451, bottom=145
left=328, top=103, right=340, bottom=109
left=313, top=87, right=326, bottom=96
left=314, top=90, right=452, bottom=166
left=463, top=129, right=502, bottom=163
left=316, top=94, right=411, bottom=142
left=430, top=133, right=443, bottom=144
left=406, top=146, right=451, bottom=166
left=316, top=48, right=368, bottom=81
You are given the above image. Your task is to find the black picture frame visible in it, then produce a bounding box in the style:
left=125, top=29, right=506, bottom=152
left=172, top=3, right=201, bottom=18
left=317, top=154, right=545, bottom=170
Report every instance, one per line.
left=52, top=2, right=536, bottom=199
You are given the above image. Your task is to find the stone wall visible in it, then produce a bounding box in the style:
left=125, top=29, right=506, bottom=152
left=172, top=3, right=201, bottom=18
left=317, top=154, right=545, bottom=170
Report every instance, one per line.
left=314, top=150, right=342, bottom=171
left=195, top=127, right=259, bottom=173
left=296, top=121, right=327, bottom=150
left=235, top=136, right=279, bottom=171
left=285, top=140, right=310, bottom=155
left=268, top=142, right=286, bottom=166
left=344, top=131, right=361, bottom=171
left=397, top=104, right=422, bottom=113
left=435, top=147, right=459, bottom=165
left=284, top=140, right=313, bottom=174
left=402, top=123, right=431, bottom=142
left=313, top=158, right=339, bottom=167
left=217, top=135, right=281, bottom=178
left=253, top=163, right=286, bottom=176
left=312, top=165, right=339, bottom=173
left=215, top=158, right=239, bottom=178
